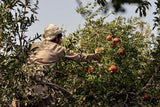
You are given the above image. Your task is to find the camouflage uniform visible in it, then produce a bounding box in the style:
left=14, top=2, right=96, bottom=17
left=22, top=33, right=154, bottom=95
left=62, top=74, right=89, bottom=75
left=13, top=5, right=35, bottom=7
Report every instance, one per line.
left=29, top=40, right=93, bottom=66
left=25, top=40, right=95, bottom=106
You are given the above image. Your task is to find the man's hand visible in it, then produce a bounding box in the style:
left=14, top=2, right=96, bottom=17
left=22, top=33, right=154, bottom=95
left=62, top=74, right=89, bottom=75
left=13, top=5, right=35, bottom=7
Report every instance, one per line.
left=95, top=47, right=104, bottom=54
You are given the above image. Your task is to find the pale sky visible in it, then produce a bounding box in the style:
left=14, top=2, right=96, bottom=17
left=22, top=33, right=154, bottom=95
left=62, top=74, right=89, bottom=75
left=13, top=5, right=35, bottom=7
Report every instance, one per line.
left=27, top=0, right=157, bottom=40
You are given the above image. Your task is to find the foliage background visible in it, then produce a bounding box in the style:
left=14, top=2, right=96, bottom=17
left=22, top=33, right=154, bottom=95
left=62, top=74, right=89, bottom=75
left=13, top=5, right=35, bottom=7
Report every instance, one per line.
left=0, top=0, right=160, bottom=106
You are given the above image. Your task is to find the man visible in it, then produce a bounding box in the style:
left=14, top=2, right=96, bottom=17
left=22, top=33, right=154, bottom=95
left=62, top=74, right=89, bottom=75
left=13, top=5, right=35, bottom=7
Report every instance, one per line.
left=25, top=24, right=100, bottom=106
left=28, top=24, right=100, bottom=66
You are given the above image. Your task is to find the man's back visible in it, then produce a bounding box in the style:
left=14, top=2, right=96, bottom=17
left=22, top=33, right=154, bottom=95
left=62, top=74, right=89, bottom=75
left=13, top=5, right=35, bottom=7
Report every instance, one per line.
left=28, top=40, right=65, bottom=66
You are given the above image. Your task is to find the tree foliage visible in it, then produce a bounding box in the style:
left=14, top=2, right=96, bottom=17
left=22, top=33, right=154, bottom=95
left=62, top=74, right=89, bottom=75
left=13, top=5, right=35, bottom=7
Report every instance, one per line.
left=1, top=0, right=160, bottom=106
left=0, top=0, right=40, bottom=106
left=76, top=0, right=151, bottom=17
left=153, top=0, right=160, bottom=29
left=57, top=2, right=160, bottom=106
left=76, top=0, right=160, bottom=29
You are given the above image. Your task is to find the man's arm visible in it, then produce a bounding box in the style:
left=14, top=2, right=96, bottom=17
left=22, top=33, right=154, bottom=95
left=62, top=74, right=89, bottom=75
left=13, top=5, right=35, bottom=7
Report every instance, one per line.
left=64, top=49, right=101, bottom=62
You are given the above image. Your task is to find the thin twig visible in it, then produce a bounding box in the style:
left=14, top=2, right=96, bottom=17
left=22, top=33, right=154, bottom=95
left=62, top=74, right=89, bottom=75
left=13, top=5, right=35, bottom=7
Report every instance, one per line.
left=89, top=32, right=98, bottom=39
left=124, top=94, right=128, bottom=104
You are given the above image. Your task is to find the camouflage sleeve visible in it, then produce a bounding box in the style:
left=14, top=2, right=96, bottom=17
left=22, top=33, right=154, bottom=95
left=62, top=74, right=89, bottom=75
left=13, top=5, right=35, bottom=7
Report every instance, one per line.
left=64, top=48, right=95, bottom=62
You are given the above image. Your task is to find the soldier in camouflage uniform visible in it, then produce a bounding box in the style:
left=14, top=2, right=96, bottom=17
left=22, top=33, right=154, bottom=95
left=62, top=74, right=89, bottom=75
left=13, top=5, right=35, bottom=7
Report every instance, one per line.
left=24, top=24, right=100, bottom=106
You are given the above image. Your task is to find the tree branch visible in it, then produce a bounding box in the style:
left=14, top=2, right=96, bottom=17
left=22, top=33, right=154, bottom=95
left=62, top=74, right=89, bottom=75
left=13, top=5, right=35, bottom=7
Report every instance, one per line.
left=144, top=62, right=160, bottom=89
left=36, top=81, right=72, bottom=98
